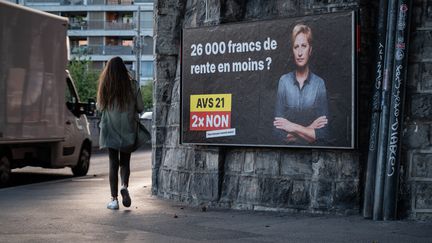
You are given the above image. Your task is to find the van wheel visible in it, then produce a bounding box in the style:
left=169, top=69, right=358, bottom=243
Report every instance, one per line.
left=0, top=154, right=11, bottom=186
left=72, top=147, right=90, bottom=177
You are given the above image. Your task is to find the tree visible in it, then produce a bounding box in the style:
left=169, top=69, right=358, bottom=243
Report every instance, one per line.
left=140, top=81, right=153, bottom=111
left=68, top=57, right=99, bottom=102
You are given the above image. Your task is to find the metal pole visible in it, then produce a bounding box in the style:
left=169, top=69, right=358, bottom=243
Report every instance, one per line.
left=136, top=6, right=141, bottom=82
left=363, top=0, right=389, bottom=219
left=383, top=0, right=412, bottom=220
left=373, top=0, right=398, bottom=221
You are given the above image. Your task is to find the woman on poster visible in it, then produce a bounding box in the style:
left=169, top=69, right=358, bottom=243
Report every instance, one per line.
left=273, top=23, right=329, bottom=145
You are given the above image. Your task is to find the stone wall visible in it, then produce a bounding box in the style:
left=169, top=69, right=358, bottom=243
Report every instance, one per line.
left=152, top=0, right=431, bottom=218
left=401, top=0, right=432, bottom=220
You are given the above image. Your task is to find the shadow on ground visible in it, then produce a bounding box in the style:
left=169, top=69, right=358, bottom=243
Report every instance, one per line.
left=1, top=172, right=72, bottom=188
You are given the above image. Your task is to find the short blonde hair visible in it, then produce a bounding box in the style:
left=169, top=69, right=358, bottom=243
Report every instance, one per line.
left=291, top=24, right=313, bottom=46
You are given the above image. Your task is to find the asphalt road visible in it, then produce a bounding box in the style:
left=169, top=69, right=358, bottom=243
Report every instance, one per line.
left=1, top=147, right=432, bottom=242
left=4, top=147, right=151, bottom=188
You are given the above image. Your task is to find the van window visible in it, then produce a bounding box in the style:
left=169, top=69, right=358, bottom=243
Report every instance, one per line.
left=66, top=77, right=80, bottom=116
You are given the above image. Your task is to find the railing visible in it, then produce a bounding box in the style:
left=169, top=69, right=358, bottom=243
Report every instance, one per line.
left=105, top=21, right=134, bottom=30
left=25, top=0, right=61, bottom=4
left=106, top=0, right=132, bottom=5
left=68, top=20, right=135, bottom=30
left=25, top=0, right=135, bottom=5
left=70, top=45, right=134, bottom=55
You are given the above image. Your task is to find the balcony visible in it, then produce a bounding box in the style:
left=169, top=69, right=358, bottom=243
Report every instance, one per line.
left=25, top=0, right=61, bottom=4
left=25, top=0, right=133, bottom=5
left=25, top=0, right=154, bottom=12
left=71, top=44, right=133, bottom=55
left=106, top=0, right=132, bottom=5
left=68, top=20, right=134, bottom=30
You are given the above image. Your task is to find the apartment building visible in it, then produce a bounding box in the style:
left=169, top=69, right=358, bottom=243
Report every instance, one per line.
left=8, top=0, right=154, bottom=85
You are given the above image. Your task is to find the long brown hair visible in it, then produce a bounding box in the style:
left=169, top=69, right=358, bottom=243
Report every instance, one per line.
left=97, top=56, right=133, bottom=111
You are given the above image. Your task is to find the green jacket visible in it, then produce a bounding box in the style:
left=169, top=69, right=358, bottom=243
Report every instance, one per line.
left=98, top=81, right=144, bottom=151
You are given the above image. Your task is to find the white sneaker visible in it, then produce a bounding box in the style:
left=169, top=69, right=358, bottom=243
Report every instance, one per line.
left=120, top=187, right=131, bottom=207
left=107, top=199, right=119, bottom=210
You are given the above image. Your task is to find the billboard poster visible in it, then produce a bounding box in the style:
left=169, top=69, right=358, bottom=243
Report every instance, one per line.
left=181, top=11, right=356, bottom=149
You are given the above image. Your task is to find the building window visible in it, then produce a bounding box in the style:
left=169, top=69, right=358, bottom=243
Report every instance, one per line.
left=141, top=61, right=153, bottom=79
left=142, top=36, right=153, bottom=55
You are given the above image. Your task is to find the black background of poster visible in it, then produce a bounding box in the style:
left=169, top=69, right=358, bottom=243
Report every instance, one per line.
left=181, top=11, right=355, bottom=148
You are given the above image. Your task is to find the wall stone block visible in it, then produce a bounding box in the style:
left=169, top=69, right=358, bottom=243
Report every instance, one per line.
left=152, top=167, right=161, bottom=193
left=193, top=149, right=206, bottom=171
left=178, top=171, right=191, bottom=194
left=183, top=147, right=195, bottom=170
left=170, top=170, right=180, bottom=193
left=155, top=56, right=178, bottom=82
left=170, top=79, right=181, bottom=104
left=165, top=126, right=180, bottom=148
left=289, top=180, right=311, bottom=208
left=411, top=153, right=432, bottom=178
left=190, top=173, right=218, bottom=201
left=220, top=175, right=239, bottom=202
left=339, top=153, right=359, bottom=179
left=410, top=94, right=432, bottom=119
left=155, top=13, right=179, bottom=33
left=167, top=101, right=180, bottom=126
left=243, top=151, right=255, bottom=173
left=221, top=0, right=246, bottom=22
left=259, top=178, right=292, bottom=206
left=159, top=169, right=171, bottom=193
left=153, top=104, right=170, bottom=129
left=411, top=1, right=424, bottom=28
left=154, top=80, right=174, bottom=107
left=244, top=0, right=279, bottom=20
left=237, top=176, right=260, bottom=203
left=414, top=182, right=432, bottom=209
left=156, top=0, right=184, bottom=16
left=334, top=181, right=359, bottom=209
left=255, top=151, right=280, bottom=175
left=152, top=145, right=163, bottom=167
left=407, top=62, right=420, bottom=90
left=408, top=32, right=422, bottom=61
left=155, top=32, right=180, bottom=56
left=311, top=151, right=338, bottom=180
left=204, top=0, right=222, bottom=23
left=280, top=152, right=313, bottom=179
left=184, top=0, right=211, bottom=28
left=162, top=147, right=184, bottom=169
left=420, top=63, right=432, bottom=91
left=411, top=31, right=432, bottom=61
left=225, top=150, right=244, bottom=173
left=426, top=0, right=432, bottom=27
left=191, top=148, right=220, bottom=171
left=205, top=150, right=220, bottom=171
left=402, top=123, right=430, bottom=148
left=310, top=180, right=334, bottom=209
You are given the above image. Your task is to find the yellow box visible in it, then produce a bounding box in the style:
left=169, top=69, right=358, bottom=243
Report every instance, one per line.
left=190, top=94, right=232, bottom=112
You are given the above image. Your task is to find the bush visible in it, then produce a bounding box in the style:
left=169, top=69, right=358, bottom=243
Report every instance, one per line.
left=68, top=57, right=99, bottom=102
left=140, top=81, right=153, bottom=111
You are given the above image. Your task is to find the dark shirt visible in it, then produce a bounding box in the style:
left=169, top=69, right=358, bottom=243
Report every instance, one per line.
left=274, top=71, right=329, bottom=145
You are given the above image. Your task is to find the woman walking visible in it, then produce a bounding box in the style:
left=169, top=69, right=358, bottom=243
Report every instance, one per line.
left=97, top=56, right=145, bottom=210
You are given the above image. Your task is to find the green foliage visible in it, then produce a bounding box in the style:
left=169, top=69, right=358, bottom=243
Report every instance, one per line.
left=140, top=81, right=153, bottom=111
left=68, top=57, right=99, bottom=101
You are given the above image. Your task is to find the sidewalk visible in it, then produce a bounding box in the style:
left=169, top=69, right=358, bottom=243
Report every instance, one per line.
left=0, top=168, right=431, bottom=243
